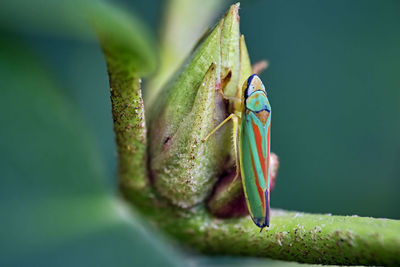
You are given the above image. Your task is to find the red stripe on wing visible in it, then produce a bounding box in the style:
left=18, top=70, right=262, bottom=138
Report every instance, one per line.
left=251, top=120, right=267, bottom=187
left=249, top=142, right=265, bottom=214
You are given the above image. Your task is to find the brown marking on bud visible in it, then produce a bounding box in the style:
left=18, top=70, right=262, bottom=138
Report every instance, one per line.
left=162, top=136, right=172, bottom=151
left=221, top=70, right=232, bottom=90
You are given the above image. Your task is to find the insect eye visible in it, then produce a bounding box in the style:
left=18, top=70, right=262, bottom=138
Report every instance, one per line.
left=246, top=85, right=254, bottom=97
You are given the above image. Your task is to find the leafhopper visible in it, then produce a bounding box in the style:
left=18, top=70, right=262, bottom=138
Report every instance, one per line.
left=203, top=74, right=271, bottom=231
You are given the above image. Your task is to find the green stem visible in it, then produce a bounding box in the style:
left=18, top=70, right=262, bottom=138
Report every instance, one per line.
left=121, top=184, right=400, bottom=266
left=89, top=2, right=156, bottom=200
left=102, top=50, right=156, bottom=207
left=106, top=62, right=148, bottom=191
left=156, top=206, right=400, bottom=265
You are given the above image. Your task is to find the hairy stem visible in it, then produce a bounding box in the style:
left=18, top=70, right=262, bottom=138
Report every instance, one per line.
left=106, top=63, right=148, bottom=190
left=121, top=183, right=400, bottom=266
left=90, top=2, right=156, bottom=201
left=157, top=207, right=400, bottom=265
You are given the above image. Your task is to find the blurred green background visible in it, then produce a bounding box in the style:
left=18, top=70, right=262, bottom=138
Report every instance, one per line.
left=1, top=0, right=399, bottom=266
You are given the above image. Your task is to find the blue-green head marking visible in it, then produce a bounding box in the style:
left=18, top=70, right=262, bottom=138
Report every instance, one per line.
left=244, top=74, right=271, bottom=114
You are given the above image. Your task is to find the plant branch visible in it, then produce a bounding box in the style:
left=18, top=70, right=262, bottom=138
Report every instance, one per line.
left=154, top=207, right=400, bottom=265
left=106, top=62, right=148, bottom=191
left=120, top=183, right=400, bottom=266
left=90, top=3, right=155, bottom=196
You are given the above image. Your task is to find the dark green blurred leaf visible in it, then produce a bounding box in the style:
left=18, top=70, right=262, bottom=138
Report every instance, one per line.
left=0, top=0, right=156, bottom=76
left=0, top=33, right=179, bottom=267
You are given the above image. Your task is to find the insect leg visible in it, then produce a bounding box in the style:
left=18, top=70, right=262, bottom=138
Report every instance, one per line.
left=232, top=115, right=240, bottom=181
left=203, top=113, right=242, bottom=193
left=201, top=113, right=235, bottom=142
left=227, top=115, right=240, bottom=191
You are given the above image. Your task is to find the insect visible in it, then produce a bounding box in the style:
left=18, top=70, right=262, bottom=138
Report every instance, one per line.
left=202, top=74, right=271, bottom=231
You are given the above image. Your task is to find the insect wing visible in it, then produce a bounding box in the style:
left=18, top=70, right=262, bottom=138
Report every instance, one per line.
left=240, top=110, right=271, bottom=228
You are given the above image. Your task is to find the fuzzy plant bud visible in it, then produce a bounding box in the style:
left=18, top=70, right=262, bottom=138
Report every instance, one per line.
left=149, top=4, right=243, bottom=208
left=151, top=64, right=220, bottom=208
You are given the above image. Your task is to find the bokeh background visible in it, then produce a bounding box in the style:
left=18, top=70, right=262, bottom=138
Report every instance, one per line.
left=1, top=0, right=399, bottom=266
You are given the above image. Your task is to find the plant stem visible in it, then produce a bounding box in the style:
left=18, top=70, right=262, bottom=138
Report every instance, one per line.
left=119, top=185, right=400, bottom=266
left=100, top=49, right=149, bottom=195
left=155, top=206, right=400, bottom=265
left=91, top=3, right=156, bottom=195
